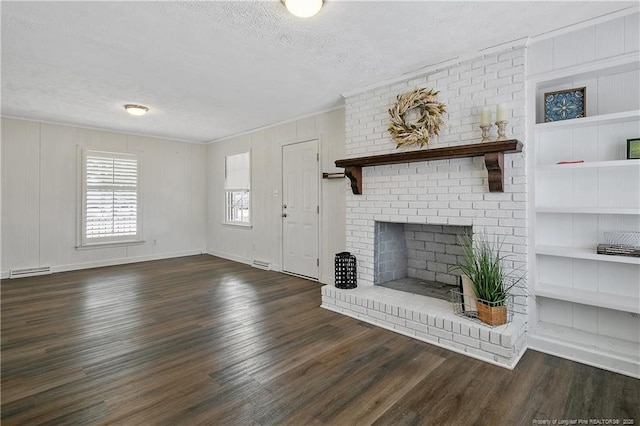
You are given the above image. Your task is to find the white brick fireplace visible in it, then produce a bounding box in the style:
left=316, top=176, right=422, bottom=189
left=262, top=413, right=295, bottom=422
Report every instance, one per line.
left=322, top=44, right=529, bottom=368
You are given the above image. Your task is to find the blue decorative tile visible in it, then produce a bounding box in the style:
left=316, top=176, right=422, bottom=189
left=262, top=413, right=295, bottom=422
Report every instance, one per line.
left=544, top=87, right=585, bottom=122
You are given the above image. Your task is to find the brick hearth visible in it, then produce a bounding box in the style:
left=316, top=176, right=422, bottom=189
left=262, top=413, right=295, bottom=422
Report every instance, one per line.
left=321, top=285, right=527, bottom=368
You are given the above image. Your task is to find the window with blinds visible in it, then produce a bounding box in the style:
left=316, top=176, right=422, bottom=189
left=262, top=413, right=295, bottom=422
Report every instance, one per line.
left=224, top=152, right=251, bottom=225
left=81, top=150, right=140, bottom=245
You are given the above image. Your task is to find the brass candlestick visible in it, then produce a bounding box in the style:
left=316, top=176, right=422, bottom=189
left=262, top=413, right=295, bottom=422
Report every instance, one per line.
left=480, top=124, right=492, bottom=143
left=496, top=120, right=508, bottom=141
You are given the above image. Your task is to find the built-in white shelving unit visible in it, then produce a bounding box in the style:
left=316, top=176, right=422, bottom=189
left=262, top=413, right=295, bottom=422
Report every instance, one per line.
left=527, top=47, right=640, bottom=378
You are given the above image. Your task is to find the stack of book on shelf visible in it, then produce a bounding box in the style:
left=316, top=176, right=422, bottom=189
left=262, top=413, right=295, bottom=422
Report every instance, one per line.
left=597, top=232, right=640, bottom=258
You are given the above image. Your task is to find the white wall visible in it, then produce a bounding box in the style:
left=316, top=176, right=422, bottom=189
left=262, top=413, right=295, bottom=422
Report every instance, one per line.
left=1, top=118, right=207, bottom=276
left=528, top=12, right=639, bottom=77
left=206, top=108, right=346, bottom=284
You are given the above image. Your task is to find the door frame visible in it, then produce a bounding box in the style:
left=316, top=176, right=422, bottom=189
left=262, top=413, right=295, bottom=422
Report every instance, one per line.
left=280, top=137, right=322, bottom=281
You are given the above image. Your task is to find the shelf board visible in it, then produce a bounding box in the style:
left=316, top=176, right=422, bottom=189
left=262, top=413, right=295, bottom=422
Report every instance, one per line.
left=536, top=245, right=640, bottom=264
left=528, top=52, right=640, bottom=84
left=528, top=321, right=640, bottom=378
left=537, top=159, right=640, bottom=171
left=535, top=283, right=640, bottom=313
left=535, top=207, right=640, bottom=215
left=535, top=110, right=640, bottom=132
left=334, top=140, right=522, bottom=194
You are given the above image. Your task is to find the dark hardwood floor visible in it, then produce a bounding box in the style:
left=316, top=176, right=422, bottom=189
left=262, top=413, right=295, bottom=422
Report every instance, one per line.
left=2, top=255, right=638, bottom=425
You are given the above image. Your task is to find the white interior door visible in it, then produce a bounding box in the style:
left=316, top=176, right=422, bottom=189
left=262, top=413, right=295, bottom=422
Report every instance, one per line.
left=282, top=140, right=319, bottom=279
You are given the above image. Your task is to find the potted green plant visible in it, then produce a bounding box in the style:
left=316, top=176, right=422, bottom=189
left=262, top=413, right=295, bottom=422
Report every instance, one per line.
left=454, top=234, right=523, bottom=326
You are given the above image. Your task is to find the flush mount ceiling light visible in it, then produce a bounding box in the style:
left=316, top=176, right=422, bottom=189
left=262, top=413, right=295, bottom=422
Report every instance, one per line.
left=124, top=104, right=149, bottom=116
left=283, top=0, right=323, bottom=18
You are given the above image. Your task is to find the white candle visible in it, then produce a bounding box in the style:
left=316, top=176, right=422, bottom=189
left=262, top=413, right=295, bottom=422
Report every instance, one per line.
left=496, top=103, right=507, bottom=122
left=481, top=107, right=491, bottom=126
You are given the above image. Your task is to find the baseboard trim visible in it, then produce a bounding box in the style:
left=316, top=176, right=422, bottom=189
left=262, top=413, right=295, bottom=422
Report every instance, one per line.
left=528, top=334, right=640, bottom=379
left=1, top=250, right=207, bottom=279
left=206, top=250, right=252, bottom=266
left=270, top=263, right=282, bottom=272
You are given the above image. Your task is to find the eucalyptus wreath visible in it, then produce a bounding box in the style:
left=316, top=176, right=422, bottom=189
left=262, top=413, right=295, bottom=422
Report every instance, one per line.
left=388, top=88, right=447, bottom=148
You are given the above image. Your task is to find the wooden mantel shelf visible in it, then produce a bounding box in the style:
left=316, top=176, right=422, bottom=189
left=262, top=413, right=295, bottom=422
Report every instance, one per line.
left=335, top=139, right=523, bottom=194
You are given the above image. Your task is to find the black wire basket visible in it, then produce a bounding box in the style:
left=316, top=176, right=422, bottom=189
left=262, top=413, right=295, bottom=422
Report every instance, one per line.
left=335, top=252, right=357, bottom=289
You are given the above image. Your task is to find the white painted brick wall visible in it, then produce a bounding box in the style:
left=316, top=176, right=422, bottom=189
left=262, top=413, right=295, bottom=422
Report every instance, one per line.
left=342, top=45, right=528, bottom=321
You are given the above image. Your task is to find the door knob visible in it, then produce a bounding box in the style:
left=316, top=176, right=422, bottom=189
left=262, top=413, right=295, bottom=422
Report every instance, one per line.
left=282, top=213, right=288, bottom=218
left=283, top=204, right=287, bottom=209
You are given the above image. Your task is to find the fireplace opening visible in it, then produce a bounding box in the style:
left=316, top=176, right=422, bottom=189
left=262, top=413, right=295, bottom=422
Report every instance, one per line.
left=374, top=222, right=471, bottom=300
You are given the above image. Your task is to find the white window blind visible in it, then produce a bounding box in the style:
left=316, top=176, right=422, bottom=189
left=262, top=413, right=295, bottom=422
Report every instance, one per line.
left=224, top=152, right=250, bottom=225
left=225, top=152, right=250, bottom=190
left=82, top=150, right=140, bottom=245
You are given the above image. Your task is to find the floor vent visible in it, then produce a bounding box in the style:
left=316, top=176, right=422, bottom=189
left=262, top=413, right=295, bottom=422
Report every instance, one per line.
left=251, top=260, right=271, bottom=271
left=9, top=266, right=52, bottom=279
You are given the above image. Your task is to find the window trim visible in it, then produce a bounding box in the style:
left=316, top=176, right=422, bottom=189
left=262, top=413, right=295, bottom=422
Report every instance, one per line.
left=77, top=148, right=143, bottom=248
left=224, top=189, right=251, bottom=226
left=223, top=151, right=251, bottom=227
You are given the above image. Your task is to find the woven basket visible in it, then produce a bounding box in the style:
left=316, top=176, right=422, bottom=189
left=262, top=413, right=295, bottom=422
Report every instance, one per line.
left=604, top=232, right=640, bottom=247
left=476, top=301, right=507, bottom=326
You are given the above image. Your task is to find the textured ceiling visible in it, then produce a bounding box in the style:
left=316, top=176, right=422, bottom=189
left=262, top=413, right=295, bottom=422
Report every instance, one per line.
left=1, top=1, right=636, bottom=143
